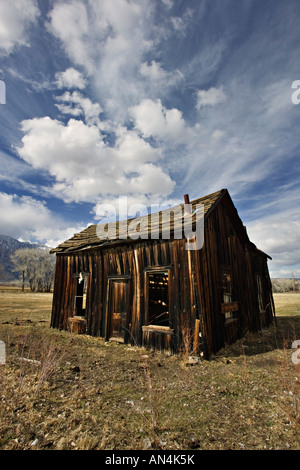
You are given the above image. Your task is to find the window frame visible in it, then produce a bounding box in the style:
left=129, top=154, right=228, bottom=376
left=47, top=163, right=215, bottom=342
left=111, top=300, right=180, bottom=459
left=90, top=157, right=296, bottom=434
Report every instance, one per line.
left=256, top=274, right=265, bottom=313
left=144, top=266, right=173, bottom=331
left=221, top=269, right=238, bottom=323
left=73, top=272, right=89, bottom=317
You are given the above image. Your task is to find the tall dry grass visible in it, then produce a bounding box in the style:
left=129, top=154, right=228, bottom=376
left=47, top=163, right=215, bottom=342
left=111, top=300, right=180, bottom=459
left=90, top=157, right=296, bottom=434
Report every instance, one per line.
left=1, top=327, right=67, bottom=407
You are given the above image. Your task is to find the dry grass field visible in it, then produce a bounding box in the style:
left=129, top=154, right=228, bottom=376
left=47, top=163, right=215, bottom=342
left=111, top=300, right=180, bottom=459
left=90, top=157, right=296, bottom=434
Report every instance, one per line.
left=0, top=287, right=300, bottom=450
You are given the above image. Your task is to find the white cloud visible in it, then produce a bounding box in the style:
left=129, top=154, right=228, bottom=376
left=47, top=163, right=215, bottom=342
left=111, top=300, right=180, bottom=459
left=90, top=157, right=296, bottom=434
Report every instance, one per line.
left=0, top=0, right=299, bottom=278
left=0, top=193, right=49, bottom=234
left=0, top=192, right=85, bottom=247
left=115, top=129, right=162, bottom=170
left=248, top=216, right=300, bottom=260
left=46, top=0, right=158, bottom=121
left=245, top=188, right=300, bottom=278
left=211, top=129, right=225, bottom=141
left=55, top=91, right=103, bottom=126
left=171, top=16, right=184, bottom=32
left=139, top=61, right=168, bottom=81
left=248, top=218, right=300, bottom=279
left=55, top=68, right=87, bottom=90
left=128, top=163, right=175, bottom=194
left=16, top=115, right=175, bottom=204
left=170, top=6, right=195, bottom=36
left=162, top=0, right=173, bottom=9
left=129, top=98, right=185, bottom=142
left=93, top=193, right=181, bottom=222
left=47, top=0, right=148, bottom=74
left=170, top=9, right=193, bottom=36
left=39, top=225, right=87, bottom=251
left=196, top=86, right=227, bottom=109
left=139, top=60, right=184, bottom=92
left=47, top=1, right=92, bottom=72
left=18, top=117, right=104, bottom=179
left=0, top=0, right=39, bottom=54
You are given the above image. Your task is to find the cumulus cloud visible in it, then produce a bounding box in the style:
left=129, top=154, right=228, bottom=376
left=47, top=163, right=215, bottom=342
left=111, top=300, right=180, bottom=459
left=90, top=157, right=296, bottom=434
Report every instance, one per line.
left=18, top=117, right=104, bottom=178
left=127, top=163, right=175, bottom=194
left=247, top=213, right=300, bottom=277
left=46, top=0, right=159, bottom=120
left=0, top=193, right=50, bottom=233
left=115, top=129, right=162, bottom=169
left=129, top=98, right=185, bottom=142
left=0, top=0, right=299, bottom=282
left=55, top=68, right=87, bottom=90
left=240, top=184, right=300, bottom=278
left=196, top=86, right=227, bottom=109
left=47, top=1, right=92, bottom=72
left=55, top=91, right=103, bottom=126
left=139, top=61, right=169, bottom=81
left=0, top=0, right=40, bottom=54
left=47, top=0, right=147, bottom=74
left=16, top=115, right=175, bottom=204
left=0, top=192, right=85, bottom=247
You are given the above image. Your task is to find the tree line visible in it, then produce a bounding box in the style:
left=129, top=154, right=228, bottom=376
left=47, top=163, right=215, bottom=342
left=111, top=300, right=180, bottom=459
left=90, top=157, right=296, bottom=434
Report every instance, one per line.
left=271, top=274, right=299, bottom=293
left=10, top=248, right=55, bottom=292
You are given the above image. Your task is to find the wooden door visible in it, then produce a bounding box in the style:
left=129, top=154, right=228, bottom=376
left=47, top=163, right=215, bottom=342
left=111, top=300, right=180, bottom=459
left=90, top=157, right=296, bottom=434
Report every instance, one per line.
left=107, top=278, right=130, bottom=342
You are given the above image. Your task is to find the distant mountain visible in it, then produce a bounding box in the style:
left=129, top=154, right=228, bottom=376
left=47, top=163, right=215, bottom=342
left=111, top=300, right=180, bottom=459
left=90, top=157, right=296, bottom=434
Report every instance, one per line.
left=0, top=234, right=49, bottom=283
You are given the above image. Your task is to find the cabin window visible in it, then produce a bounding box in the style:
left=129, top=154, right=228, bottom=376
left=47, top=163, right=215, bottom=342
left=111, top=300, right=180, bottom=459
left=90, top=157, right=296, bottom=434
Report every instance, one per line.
left=146, top=270, right=170, bottom=327
left=256, top=274, right=264, bottom=312
left=222, top=272, right=231, bottom=297
left=74, top=272, right=88, bottom=316
left=222, top=271, right=234, bottom=321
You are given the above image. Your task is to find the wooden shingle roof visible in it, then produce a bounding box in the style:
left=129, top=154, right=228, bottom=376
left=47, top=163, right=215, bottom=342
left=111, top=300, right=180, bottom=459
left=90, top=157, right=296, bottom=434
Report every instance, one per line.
left=51, top=189, right=227, bottom=253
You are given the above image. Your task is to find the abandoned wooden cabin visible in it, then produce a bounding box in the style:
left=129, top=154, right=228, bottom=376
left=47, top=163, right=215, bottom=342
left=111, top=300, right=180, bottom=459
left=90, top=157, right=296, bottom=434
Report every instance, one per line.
left=50, top=189, right=275, bottom=359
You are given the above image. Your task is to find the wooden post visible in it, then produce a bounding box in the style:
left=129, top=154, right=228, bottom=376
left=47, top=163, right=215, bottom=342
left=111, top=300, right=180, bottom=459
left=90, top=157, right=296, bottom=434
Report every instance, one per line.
left=68, top=317, right=87, bottom=334
left=193, top=319, right=200, bottom=354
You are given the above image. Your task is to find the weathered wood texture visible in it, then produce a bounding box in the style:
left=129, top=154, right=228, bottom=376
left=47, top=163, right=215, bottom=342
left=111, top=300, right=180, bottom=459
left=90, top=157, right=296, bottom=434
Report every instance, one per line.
left=68, top=316, right=87, bottom=334
left=50, top=189, right=275, bottom=358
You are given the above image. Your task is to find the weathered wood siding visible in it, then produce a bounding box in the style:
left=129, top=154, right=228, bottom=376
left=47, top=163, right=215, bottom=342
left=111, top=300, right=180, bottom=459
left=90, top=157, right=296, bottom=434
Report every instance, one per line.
left=51, top=239, right=198, bottom=353
left=51, top=192, right=274, bottom=359
left=192, top=195, right=275, bottom=356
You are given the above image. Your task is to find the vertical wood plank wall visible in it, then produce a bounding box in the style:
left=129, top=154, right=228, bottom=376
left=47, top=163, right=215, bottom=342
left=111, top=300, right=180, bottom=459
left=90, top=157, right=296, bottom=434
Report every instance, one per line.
left=51, top=195, right=274, bottom=358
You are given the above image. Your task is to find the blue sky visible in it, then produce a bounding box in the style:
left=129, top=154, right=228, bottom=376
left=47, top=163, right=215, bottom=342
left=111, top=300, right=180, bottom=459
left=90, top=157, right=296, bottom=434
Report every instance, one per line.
left=0, top=0, right=300, bottom=277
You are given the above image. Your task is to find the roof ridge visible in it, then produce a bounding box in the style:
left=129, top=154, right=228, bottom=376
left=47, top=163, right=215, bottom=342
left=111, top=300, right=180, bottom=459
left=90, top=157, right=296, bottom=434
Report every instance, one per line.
left=51, top=189, right=226, bottom=253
